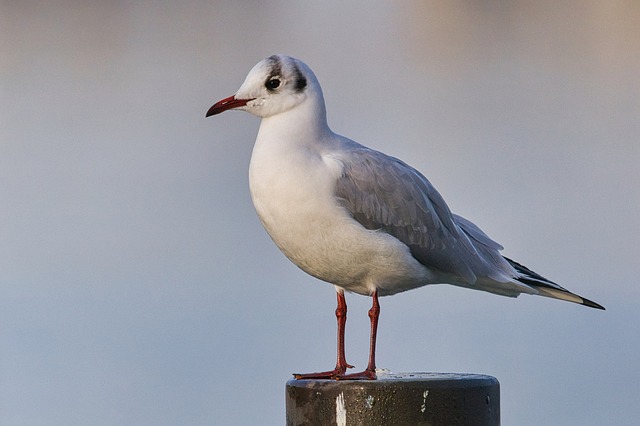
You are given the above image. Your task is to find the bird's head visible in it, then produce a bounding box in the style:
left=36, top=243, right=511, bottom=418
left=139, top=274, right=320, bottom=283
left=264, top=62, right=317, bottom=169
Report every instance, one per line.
left=206, top=55, right=322, bottom=119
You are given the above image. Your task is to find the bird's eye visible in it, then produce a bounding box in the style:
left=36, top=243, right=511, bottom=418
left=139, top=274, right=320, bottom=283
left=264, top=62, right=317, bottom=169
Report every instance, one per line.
left=266, top=78, right=281, bottom=90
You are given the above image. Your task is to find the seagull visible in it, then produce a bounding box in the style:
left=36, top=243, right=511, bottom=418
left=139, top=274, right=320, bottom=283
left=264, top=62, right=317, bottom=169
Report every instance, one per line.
left=206, top=55, right=604, bottom=380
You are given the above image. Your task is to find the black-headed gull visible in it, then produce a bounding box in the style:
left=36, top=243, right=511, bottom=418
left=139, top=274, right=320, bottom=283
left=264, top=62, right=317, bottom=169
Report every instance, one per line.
left=206, top=55, right=604, bottom=380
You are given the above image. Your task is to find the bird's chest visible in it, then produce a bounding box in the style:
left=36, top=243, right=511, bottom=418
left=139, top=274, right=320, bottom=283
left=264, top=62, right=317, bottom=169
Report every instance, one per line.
left=247, top=145, right=358, bottom=280
left=249, top=147, right=338, bottom=245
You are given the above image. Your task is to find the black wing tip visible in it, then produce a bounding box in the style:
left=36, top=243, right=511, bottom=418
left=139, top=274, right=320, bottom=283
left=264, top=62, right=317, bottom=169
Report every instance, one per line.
left=505, top=256, right=605, bottom=310
left=581, top=297, right=605, bottom=310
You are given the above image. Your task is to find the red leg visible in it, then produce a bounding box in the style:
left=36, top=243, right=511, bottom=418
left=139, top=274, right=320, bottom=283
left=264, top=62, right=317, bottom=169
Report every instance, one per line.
left=338, top=291, right=379, bottom=380
left=293, top=290, right=354, bottom=379
left=334, top=290, right=354, bottom=372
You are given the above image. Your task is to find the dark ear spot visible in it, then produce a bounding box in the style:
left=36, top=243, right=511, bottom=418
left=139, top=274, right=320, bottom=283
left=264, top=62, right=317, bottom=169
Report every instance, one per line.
left=292, top=63, right=307, bottom=93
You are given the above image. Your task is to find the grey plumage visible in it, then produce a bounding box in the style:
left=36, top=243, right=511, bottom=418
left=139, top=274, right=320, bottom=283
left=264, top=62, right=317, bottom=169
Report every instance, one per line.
left=335, top=145, right=604, bottom=308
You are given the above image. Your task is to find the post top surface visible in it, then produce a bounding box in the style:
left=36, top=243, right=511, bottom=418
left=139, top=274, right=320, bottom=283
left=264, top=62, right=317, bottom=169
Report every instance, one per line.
left=287, top=371, right=499, bottom=389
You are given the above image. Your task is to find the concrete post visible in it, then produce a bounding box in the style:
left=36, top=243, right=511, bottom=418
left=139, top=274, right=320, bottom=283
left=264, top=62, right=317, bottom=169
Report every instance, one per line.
left=286, top=372, right=499, bottom=426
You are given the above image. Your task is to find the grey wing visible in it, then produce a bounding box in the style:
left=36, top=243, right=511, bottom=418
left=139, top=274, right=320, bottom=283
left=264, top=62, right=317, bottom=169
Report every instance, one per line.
left=334, top=147, right=510, bottom=285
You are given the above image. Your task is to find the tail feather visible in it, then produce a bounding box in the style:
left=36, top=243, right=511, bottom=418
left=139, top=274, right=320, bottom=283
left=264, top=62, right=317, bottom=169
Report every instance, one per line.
left=504, top=257, right=605, bottom=310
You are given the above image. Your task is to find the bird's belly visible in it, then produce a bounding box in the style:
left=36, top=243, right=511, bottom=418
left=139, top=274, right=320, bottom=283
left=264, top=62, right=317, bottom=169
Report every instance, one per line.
left=249, top=175, right=433, bottom=296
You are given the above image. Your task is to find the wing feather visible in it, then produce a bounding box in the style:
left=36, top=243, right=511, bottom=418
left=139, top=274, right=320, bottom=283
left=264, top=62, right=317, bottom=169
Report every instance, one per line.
left=334, top=147, right=507, bottom=285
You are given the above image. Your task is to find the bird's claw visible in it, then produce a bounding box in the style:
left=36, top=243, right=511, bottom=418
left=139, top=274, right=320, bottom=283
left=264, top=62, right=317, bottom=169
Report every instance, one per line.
left=336, top=369, right=377, bottom=380
left=293, top=363, right=354, bottom=380
left=293, top=366, right=376, bottom=380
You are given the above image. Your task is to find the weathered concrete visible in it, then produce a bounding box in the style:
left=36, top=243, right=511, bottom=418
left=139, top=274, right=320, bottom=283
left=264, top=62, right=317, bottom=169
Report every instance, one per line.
left=286, top=372, right=499, bottom=426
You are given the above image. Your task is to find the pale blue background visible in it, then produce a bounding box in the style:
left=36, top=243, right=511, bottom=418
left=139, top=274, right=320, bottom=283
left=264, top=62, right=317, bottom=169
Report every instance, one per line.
left=1, top=1, right=638, bottom=425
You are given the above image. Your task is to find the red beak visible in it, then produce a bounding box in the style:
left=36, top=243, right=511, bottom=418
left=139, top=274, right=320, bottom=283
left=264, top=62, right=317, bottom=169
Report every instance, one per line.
left=206, top=95, right=252, bottom=117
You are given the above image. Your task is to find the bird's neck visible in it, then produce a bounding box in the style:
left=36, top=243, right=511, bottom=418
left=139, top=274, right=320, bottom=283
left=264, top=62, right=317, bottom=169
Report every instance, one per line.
left=256, top=98, right=332, bottom=150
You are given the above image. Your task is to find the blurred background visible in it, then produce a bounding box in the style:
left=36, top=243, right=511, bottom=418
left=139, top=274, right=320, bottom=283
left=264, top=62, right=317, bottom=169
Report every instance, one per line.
left=1, top=1, right=638, bottom=424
